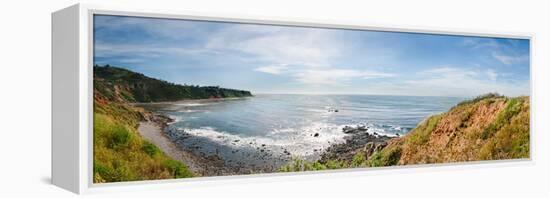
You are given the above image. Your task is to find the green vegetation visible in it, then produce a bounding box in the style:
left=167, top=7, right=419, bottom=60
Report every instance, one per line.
left=407, top=115, right=442, bottom=145
left=279, top=157, right=348, bottom=172
left=279, top=147, right=403, bottom=172
left=93, top=102, right=193, bottom=183
left=279, top=94, right=530, bottom=172
left=481, top=98, right=521, bottom=140
left=454, top=93, right=504, bottom=107
left=366, top=146, right=403, bottom=167
left=479, top=97, right=530, bottom=160
left=94, top=65, right=252, bottom=102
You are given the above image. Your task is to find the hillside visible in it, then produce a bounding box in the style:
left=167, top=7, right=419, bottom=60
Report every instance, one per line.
left=372, top=94, right=530, bottom=166
left=94, top=65, right=252, bottom=103
left=280, top=94, right=530, bottom=171
left=93, top=65, right=253, bottom=183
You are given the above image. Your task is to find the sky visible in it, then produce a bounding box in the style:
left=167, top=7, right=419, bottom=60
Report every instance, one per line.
left=93, top=15, right=530, bottom=97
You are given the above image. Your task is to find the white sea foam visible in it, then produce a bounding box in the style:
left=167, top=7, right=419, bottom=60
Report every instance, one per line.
left=177, top=122, right=350, bottom=156
left=177, top=109, right=200, bottom=113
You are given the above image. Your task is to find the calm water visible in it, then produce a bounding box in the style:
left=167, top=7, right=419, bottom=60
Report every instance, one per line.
left=137, top=94, right=463, bottom=172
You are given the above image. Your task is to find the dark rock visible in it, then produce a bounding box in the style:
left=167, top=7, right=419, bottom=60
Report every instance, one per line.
left=342, top=125, right=369, bottom=134
left=342, top=126, right=355, bottom=134
left=320, top=128, right=396, bottom=163
left=314, top=133, right=319, bottom=137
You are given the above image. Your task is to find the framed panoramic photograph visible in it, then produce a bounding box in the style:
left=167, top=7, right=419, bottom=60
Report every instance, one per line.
left=52, top=4, right=532, bottom=194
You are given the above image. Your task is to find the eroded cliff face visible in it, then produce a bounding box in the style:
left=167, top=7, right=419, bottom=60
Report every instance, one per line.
left=377, top=95, right=530, bottom=166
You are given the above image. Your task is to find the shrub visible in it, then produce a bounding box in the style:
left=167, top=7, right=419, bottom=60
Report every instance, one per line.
left=110, top=125, right=132, bottom=150
left=455, top=93, right=502, bottom=107
left=163, top=159, right=193, bottom=178
left=279, top=158, right=347, bottom=172
left=351, top=152, right=366, bottom=167
left=367, top=147, right=402, bottom=167
left=142, top=142, right=159, bottom=156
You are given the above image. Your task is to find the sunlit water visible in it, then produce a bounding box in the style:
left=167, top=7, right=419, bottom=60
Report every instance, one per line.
left=136, top=94, right=463, bottom=172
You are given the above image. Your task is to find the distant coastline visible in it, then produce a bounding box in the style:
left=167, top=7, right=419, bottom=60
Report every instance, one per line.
left=131, top=95, right=252, bottom=105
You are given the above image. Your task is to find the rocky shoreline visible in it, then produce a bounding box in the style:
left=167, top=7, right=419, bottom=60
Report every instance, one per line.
left=139, top=112, right=237, bottom=177
left=140, top=104, right=398, bottom=176
left=144, top=112, right=398, bottom=176
left=320, top=125, right=396, bottom=163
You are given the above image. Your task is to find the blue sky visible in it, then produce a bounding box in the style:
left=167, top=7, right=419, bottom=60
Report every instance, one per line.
left=94, top=15, right=530, bottom=97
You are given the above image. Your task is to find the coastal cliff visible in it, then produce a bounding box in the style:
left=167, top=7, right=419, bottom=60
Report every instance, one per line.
left=94, top=65, right=252, bottom=103
left=93, top=65, right=253, bottom=183
left=280, top=94, right=530, bottom=171
left=374, top=94, right=530, bottom=166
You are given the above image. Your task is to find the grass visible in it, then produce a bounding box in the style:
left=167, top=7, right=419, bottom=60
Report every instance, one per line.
left=479, top=97, right=530, bottom=160
left=366, top=146, right=402, bottom=167
left=481, top=98, right=522, bottom=140
left=279, top=147, right=402, bottom=172
left=93, top=102, right=193, bottom=183
left=454, top=93, right=503, bottom=108
left=279, top=157, right=348, bottom=172
left=407, top=115, right=442, bottom=145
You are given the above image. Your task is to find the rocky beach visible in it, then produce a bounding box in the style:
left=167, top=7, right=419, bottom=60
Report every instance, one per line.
left=137, top=113, right=236, bottom=176
left=141, top=110, right=399, bottom=176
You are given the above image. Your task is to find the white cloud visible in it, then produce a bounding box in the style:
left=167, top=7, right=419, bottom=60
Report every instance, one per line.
left=460, top=38, right=529, bottom=65
left=400, top=66, right=527, bottom=96
left=254, top=63, right=395, bottom=85
left=293, top=69, right=395, bottom=86
left=208, top=25, right=396, bottom=86
left=206, top=25, right=343, bottom=66
left=254, top=64, right=288, bottom=74
left=94, top=16, right=529, bottom=96
left=461, top=38, right=500, bottom=49
left=492, top=52, right=528, bottom=65
left=96, top=16, right=397, bottom=87
left=94, top=42, right=221, bottom=64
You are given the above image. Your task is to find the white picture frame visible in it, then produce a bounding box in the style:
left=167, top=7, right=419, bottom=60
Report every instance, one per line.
left=52, top=3, right=534, bottom=194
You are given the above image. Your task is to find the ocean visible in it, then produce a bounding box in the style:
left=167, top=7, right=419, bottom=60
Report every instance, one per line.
left=137, top=94, right=464, bottom=172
